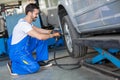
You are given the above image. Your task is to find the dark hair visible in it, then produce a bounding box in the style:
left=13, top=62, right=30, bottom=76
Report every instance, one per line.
left=25, top=3, right=39, bottom=15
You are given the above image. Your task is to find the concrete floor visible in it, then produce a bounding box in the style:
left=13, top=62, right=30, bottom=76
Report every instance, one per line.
left=0, top=49, right=116, bottom=80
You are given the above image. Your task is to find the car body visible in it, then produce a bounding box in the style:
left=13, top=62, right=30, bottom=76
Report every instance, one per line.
left=57, top=0, right=120, bottom=57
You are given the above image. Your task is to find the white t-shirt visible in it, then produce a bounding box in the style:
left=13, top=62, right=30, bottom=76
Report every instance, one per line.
left=11, top=19, right=33, bottom=45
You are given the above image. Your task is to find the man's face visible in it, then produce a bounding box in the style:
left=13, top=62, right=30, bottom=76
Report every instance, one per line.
left=31, top=9, right=39, bottom=22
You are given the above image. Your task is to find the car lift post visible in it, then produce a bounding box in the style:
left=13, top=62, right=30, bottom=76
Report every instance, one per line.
left=88, top=47, right=120, bottom=68
left=74, top=36, right=120, bottom=78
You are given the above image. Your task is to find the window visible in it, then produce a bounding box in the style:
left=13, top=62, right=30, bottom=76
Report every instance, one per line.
left=45, top=0, right=58, bottom=8
left=72, top=0, right=88, bottom=12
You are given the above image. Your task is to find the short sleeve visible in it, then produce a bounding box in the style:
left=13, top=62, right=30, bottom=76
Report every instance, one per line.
left=20, top=22, right=33, bottom=33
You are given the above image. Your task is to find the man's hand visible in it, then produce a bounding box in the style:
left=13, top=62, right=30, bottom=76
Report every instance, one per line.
left=53, top=32, right=60, bottom=37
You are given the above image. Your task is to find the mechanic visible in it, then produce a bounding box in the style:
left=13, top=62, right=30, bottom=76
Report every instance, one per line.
left=7, top=3, right=60, bottom=75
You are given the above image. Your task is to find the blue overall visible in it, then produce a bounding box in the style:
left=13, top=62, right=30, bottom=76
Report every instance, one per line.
left=7, top=35, right=48, bottom=75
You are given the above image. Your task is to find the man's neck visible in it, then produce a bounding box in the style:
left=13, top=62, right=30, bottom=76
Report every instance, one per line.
left=24, top=16, right=32, bottom=24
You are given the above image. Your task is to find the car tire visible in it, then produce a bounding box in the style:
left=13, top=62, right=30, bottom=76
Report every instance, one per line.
left=62, top=15, right=87, bottom=58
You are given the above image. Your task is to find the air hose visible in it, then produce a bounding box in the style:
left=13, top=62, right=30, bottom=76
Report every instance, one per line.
left=48, top=35, right=82, bottom=70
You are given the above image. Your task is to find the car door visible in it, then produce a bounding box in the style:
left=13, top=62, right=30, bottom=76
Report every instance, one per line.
left=100, top=0, right=120, bottom=28
left=72, top=0, right=104, bottom=33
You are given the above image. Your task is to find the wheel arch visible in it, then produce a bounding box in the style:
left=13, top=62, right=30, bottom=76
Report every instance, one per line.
left=58, top=5, right=68, bottom=24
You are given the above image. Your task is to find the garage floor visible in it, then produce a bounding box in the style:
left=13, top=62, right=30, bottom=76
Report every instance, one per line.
left=0, top=48, right=116, bottom=80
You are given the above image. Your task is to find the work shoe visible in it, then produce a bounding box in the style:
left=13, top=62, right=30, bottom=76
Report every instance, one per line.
left=7, top=61, right=18, bottom=76
left=38, top=61, right=52, bottom=68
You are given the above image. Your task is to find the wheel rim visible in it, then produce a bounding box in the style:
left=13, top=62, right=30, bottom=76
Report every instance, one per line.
left=64, top=22, right=73, bottom=53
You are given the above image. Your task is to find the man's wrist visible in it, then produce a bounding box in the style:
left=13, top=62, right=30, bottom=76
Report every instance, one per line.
left=49, top=34, right=53, bottom=38
left=50, top=30, right=54, bottom=34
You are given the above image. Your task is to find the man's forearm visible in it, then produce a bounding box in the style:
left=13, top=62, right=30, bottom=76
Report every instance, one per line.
left=38, top=28, right=52, bottom=34
left=32, top=26, right=52, bottom=34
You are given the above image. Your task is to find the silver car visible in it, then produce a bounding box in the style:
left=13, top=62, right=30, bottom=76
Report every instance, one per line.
left=57, top=0, right=120, bottom=57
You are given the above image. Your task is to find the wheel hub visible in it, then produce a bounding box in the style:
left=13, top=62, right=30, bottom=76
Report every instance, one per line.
left=64, top=23, right=73, bottom=52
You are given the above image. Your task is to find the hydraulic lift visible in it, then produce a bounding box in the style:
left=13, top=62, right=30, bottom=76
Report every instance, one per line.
left=74, top=35, right=120, bottom=78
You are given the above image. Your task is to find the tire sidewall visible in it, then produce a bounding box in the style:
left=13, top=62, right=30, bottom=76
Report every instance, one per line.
left=62, top=15, right=80, bottom=57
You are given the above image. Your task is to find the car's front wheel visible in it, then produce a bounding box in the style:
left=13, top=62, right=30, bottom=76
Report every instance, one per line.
left=62, top=15, right=87, bottom=58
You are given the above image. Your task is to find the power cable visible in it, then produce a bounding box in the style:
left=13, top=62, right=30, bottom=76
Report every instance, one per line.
left=48, top=36, right=82, bottom=70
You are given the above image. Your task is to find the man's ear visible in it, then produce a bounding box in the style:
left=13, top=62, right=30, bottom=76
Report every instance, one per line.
left=28, top=11, right=32, bottom=15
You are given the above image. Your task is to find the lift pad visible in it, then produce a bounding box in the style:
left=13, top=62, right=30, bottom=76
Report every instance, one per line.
left=74, top=35, right=120, bottom=78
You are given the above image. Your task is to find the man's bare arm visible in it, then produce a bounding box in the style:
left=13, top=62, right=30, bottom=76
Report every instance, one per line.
left=27, top=29, right=60, bottom=40
left=32, top=26, right=52, bottom=34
